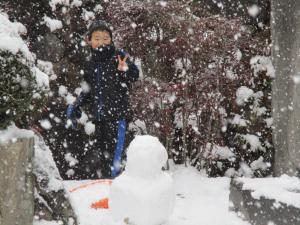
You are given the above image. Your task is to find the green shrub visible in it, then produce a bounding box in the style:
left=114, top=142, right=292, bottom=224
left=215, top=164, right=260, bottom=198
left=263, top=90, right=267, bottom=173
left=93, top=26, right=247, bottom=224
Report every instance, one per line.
left=0, top=50, right=48, bottom=129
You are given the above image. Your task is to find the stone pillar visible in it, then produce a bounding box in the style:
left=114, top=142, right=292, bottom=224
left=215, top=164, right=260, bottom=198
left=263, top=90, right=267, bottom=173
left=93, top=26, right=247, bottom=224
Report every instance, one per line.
left=272, top=0, right=300, bottom=176
left=0, top=138, right=34, bottom=225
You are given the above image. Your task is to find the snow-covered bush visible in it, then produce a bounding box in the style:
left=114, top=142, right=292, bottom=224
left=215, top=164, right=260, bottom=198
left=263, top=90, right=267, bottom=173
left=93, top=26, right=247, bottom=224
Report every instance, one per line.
left=226, top=56, right=274, bottom=177
left=1, top=0, right=273, bottom=178
left=107, top=0, right=273, bottom=177
left=0, top=13, right=49, bottom=129
left=1, top=1, right=110, bottom=179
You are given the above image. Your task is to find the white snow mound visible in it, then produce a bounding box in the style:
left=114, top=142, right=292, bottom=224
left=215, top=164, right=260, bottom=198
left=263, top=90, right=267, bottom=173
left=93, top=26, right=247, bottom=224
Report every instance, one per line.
left=110, top=135, right=175, bottom=225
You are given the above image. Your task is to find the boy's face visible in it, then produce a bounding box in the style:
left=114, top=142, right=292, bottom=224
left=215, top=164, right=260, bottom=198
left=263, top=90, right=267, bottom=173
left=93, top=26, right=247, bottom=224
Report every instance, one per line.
left=90, top=31, right=112, bottom=49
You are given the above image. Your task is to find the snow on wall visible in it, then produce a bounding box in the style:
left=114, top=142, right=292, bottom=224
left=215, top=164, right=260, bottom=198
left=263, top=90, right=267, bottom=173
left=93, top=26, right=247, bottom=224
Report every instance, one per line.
left=237, top=175, right=300, bottom=208
left=0, top=123, right=34, bottom=144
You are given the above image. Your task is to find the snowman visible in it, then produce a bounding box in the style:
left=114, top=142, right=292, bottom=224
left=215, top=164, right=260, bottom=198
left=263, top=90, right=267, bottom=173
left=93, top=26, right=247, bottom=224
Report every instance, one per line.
left=109, top=135, right=175, bottom=225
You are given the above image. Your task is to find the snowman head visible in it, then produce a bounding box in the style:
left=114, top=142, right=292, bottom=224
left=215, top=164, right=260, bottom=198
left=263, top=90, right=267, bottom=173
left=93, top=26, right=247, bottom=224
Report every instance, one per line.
left=125, top=135, right=168, bottom=178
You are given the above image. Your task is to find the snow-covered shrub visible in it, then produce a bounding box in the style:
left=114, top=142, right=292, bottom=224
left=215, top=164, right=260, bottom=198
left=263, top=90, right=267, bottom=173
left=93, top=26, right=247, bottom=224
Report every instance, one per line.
left=107, top=0, right=273, bottom=177
left=226, top=55, right=274, bottom=177
left=1, top=1, right=99, bottom=179
left=1, top=1, right=273, bottom=178
left=0, top=13, right=49, bottom=129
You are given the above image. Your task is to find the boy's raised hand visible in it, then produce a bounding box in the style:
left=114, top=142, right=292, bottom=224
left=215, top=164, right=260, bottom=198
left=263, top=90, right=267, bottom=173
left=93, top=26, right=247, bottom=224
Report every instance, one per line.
left=117, top=54, right=129, bottom=72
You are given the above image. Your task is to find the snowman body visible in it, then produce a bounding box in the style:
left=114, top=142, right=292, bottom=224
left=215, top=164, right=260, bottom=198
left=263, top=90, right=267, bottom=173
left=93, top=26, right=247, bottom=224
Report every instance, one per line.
left=110, top=135, right=175, bottom=225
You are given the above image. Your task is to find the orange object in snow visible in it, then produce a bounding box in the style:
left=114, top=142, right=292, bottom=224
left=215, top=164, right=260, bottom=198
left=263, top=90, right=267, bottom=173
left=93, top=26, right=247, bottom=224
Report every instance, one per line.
left=68, top=179, right=112, bottom=210
left=91, top=197, right=109, bottom=209
left=69, top=179, right=112, bottom=193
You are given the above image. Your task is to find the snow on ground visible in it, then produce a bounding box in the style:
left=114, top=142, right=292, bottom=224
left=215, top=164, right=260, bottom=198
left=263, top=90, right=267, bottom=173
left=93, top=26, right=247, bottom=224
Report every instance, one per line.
left=2, top=123, right=248, bottom=225
left=33, top=220, right=60, bottom=225
left=39, top=166, right=249, bottom=225
left=64, top=179, right=113, bottom=225
left=165, top=166, right=249, bottom=225
left=237, top=175, right=300, bottom=208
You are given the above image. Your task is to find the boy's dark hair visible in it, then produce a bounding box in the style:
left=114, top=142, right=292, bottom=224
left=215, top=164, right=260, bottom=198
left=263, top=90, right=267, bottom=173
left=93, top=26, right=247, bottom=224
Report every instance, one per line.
left=87, top=20, right=113, bottom=40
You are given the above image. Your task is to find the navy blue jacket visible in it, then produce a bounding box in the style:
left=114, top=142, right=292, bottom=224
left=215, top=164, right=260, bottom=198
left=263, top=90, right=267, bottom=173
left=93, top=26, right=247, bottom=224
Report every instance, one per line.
left=74, top=45, right=139, bottom=121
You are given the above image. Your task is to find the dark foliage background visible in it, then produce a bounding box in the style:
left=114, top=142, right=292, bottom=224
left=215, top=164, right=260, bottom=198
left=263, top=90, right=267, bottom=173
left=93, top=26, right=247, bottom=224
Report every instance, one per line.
left=0, top=0, right=272, bottom=178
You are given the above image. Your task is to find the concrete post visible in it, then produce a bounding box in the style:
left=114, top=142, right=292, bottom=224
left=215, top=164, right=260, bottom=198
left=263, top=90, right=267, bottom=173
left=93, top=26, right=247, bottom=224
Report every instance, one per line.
left=0, top=138, right=34, bottom=225
left=272, top=0, right=300, bottom=176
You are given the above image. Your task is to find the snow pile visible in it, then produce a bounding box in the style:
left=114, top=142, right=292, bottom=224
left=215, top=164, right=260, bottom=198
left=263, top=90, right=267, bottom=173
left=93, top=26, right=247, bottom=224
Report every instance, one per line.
left=110, top=135, right=175, bottom=225
left=230, top=114, right=248, bottom=127
left=250, top=56, right=275, bottom=78
left=226, top=69, right=237, bottom=80
left=37, top=60, right=57, bottom=81
left=71, top=0, right=83, bottom=7
left=205, top=143, right=235, bottom=160
left=33, top=135, right=63, bottom=192
left=0, top=123, right=34, bottom=144
left=94, top=4, right=104, bottom=13
left=0, top=12, right=50, bottom=91
left=238, top=162, right=254, bottom=178
left=33, top=66, right=50, bottom=90
left=43, top=16, right=63, bottom=32
left=264, top=117, right=273, bottom=127
left=250, top=156, right=268, bottom=171
left=212, top=145, right=235, bottom=160
left=0, top=13, right=33, bottom=61
left=63, top=165, right=249, bottom=225
left=240, top=134, right=265, bottom=152
left=237, top=175, right=300, bottom=208
left=236, top=86, right=254, bottom=106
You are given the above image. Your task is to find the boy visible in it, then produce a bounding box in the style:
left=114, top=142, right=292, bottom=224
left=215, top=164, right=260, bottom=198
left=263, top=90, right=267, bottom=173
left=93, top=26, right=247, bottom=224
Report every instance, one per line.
left=67, top=20, right=139, bottom=179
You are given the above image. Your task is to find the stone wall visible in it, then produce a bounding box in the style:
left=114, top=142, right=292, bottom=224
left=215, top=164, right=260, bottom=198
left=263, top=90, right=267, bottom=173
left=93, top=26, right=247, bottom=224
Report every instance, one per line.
left=0, top=138, right=34, bottom=225
left=230, top=178, right=300, bottom=225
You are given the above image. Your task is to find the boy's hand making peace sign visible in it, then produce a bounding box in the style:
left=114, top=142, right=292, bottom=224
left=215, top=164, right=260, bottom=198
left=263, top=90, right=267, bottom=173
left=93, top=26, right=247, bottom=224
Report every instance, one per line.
left=117, top=53, right=129, bottom=72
